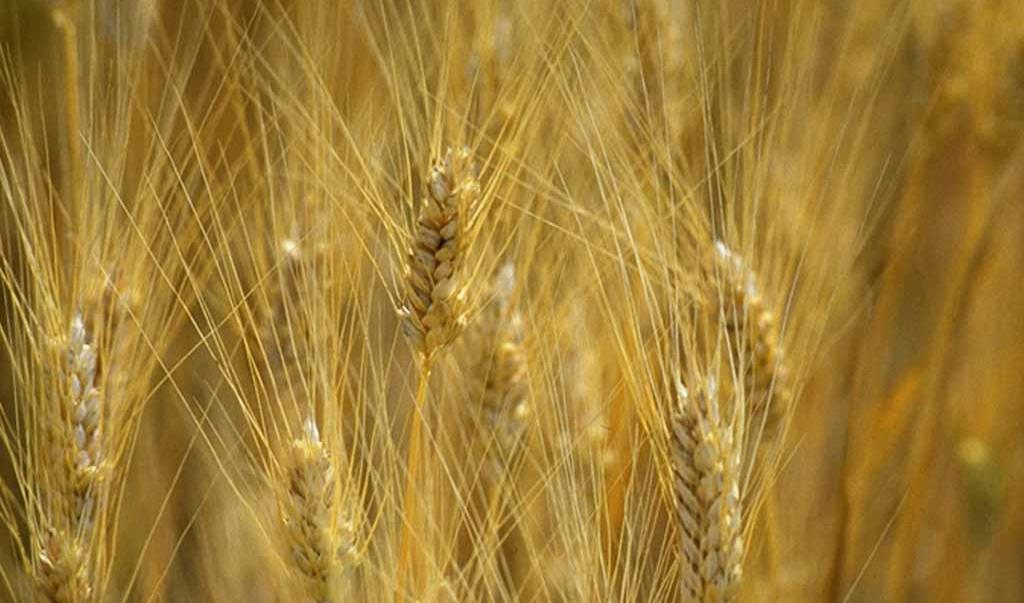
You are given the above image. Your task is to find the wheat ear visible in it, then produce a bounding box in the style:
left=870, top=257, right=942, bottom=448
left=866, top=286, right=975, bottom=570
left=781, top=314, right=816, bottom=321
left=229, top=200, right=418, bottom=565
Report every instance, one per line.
left=65, top=314, right=104, bottom=530
left=281, top=419, right=358, bottom=603
left=36, top=529, right=90, bottom=603
left=400, top=147, right=479, bottom=362
left=472, top=263, right=529, bottom=480
left=467, top=263, right=529, bottom=599
left=711, top=242, right=791, bottom=437
left=671, top=377, right=744, bottom=603
left=37, top=314, right=106, bottom=603
left=398, top=148, right=480, bottom=594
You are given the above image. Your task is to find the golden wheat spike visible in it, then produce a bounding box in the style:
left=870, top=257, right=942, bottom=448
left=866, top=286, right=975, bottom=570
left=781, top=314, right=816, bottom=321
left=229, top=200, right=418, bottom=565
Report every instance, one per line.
left=281, top=419, right=358, bottom=603
left=65, top=314, right=104, bottom=531
left=711, top=241, right=791, bottom=438
left=470, top=263, right=529, bottom=479
left=35, top=314, right=107, bottom=603
left=671, top=377, right=744, bottom=603
left=401, top=147, right=480, bottom=362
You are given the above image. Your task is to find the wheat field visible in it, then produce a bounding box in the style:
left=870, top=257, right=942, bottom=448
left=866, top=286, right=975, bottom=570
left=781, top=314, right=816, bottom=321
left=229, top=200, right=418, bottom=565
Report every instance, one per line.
left=0, top=1, right=1021, bottom=601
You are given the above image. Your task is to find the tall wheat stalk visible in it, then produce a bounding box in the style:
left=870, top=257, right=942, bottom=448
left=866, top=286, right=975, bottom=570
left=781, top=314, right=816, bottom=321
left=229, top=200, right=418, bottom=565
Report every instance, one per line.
left=397, top=147, right=480, bottom=597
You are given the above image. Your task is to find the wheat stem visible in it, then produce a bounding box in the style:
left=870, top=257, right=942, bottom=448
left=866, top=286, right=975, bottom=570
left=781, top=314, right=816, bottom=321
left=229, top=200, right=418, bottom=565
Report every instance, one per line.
left=398, top=362, right=432, bottom=599
left=50, top=2, right=84, bottom=214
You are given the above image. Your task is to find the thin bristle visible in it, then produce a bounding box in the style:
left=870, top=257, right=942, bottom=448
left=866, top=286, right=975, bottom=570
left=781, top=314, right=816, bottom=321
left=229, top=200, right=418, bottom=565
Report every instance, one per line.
left=671, top=378, right=744, bottom=602
left=401, top=147, right=480, bottom=361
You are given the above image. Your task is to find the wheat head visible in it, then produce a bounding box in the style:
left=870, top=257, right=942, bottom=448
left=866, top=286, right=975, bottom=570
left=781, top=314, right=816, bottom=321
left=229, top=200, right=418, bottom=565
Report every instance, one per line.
left=710, top=241, right=791, bottom=438
left=671, top=377, right=744, bottom=603
left=401, top=147, right=480, bottom=362
left=281, top=419, right=358, bottom=603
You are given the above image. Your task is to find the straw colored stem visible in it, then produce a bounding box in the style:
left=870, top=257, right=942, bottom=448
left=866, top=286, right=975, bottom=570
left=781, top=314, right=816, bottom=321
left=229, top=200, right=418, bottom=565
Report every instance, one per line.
left=51, top=3, right=84, bottom=214
left=398, top=362, right=432, bottom=599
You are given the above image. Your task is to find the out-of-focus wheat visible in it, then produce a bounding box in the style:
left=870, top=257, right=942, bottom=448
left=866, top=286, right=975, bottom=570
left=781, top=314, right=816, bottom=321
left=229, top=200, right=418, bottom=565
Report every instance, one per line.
left=709, top=242, right=790, bottom=440
left=469, top=263, right=529, bottom=481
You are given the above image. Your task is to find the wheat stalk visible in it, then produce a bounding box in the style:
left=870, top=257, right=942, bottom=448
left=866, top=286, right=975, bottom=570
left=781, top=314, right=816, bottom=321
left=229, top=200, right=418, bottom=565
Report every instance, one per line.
left=671, top=377, right=744, bottom=603
left=622, top=0, right=686, bottom=143
left=281, top=419, right=358, bottom=603
left=49, top=1, right=83, bottom=213
left=398, top=147, right=481, bottom=595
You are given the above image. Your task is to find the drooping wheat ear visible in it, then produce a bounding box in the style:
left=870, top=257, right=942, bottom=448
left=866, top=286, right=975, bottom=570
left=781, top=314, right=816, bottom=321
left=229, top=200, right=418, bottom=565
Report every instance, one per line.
left=37, top=529, right=90, bottom=603
left=710, top=241, right=791, bottom=437
left=471, top=263, right=529, bottom=479
left=671, top=377, right=744, bottom=603
left=400, top=147, right=480, bottom=362
left=281, top=419, right=358, bottom=603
